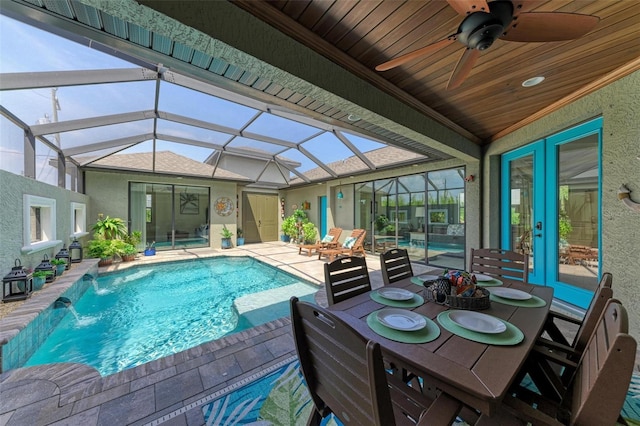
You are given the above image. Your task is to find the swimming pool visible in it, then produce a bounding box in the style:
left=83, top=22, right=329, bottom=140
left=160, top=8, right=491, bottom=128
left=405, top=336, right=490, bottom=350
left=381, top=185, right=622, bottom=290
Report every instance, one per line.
left=24, top=257, right=317, bottom=376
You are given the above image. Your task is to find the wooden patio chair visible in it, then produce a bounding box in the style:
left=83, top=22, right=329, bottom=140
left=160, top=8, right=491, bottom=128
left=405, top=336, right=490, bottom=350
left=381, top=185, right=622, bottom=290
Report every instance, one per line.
left=468, top=248, right=529, bottom=285
left=290, top=297, right=463, bottom=426
left=380, top=248, right=414, bottom=285
left=318, top=228, right=367, bottom=262
left=298, top=227, right=342, bottom=257
left=479, top=299, right=636, bottom=426
left=539, top=272, right=613, bottom=356
left=520, top=273, right=614, bottom=400
left=324, top=255, right=372, bottom=306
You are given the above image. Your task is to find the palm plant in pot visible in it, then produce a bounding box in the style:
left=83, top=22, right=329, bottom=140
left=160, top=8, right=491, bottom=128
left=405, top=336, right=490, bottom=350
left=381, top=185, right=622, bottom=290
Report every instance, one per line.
left=221, top=225, right=234, bottom=249
left=92, top=215, right=127, bottom=240
left=236, top=228, right=245, bottom=246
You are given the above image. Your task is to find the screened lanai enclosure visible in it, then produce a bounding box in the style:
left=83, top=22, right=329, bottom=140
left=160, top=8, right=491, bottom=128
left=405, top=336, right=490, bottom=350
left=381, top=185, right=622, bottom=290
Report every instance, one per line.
left=0, top=12, right=434, bottom=191
left=0, top=6, right=466, bottom=261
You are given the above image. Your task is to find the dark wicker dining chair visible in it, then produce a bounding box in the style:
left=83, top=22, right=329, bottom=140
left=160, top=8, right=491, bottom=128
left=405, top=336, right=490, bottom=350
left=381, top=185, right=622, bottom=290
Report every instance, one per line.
left=380, top=248, right=414, bottom=285
left=468, top=248, right=529, bottom=285
left=290, top=297, right=463, bottom=426
left=324, top=255, right=372, bottom=306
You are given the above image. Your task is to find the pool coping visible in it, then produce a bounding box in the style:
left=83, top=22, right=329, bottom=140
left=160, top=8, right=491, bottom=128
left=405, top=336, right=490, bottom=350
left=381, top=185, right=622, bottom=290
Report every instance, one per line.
left=0, top=260, right=99, bottom=373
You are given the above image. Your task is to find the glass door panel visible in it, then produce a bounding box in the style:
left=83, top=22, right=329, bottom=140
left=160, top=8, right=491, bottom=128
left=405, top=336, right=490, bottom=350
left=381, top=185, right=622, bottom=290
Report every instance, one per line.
left=373, top=179, right=397, bottom=253
left=502, top=117, right=602, bottom=309
left=502, top=142, right=545, bottom=284
left=174, top=185, right=210, bottom=249
left=355, top=182, right=374, bottom=251
left=398, top=174, right=426, bottom=263
left=426, top=168, right=465, bottom=270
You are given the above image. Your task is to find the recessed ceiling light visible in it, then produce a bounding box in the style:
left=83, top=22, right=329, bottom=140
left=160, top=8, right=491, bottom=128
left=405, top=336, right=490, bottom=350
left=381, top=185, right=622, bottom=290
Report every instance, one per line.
left=522, top=76, right=545, bottom=87
left=347, top=114, right=360, bottom=122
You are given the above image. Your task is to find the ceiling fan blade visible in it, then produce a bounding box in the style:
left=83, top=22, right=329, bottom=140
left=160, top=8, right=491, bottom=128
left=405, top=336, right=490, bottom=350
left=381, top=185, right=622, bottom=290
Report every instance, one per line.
left=375, top=35, right=458, bottom=72
left=447, top=48, right=480, bottom=90
left=446, top=0, right=490, bottom=16
left=502, top=12, right=600, bottom=42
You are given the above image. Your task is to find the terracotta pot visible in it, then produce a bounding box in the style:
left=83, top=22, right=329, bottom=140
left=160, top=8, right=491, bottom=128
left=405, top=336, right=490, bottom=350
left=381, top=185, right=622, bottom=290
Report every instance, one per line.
left=98, top=257, right=113, bottom=267
left=121, top=254, right=136, bottom=262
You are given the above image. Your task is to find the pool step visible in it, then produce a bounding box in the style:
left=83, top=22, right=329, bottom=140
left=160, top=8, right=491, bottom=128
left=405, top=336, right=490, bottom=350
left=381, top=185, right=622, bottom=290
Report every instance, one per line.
left=233, top=282, right=317, bottom=326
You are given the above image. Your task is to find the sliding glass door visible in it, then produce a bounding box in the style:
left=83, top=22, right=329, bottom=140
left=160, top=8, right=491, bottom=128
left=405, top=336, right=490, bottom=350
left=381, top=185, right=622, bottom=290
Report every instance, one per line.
left=130, top=182, right=210, bottom=251
left=354, top=167, right=465, bottom=269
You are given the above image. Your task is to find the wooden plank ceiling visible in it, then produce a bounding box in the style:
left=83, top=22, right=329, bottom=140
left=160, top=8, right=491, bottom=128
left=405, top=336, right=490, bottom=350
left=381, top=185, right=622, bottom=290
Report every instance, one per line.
left=233, top=0, right=640, bottom=143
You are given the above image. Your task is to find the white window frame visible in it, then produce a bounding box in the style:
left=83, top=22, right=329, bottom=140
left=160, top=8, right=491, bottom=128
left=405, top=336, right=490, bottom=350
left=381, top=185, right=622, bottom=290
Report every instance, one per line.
left=70, top=202, right=89, bottom=238
left=22, top=194, right=61, bottom=253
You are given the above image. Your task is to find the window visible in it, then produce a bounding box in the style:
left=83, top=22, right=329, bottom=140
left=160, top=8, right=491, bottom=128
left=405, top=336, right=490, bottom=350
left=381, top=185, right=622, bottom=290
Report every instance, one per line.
left=428, top=209, right=448, bottom=224
left=70, top=202, right=87, bottom=237
left=23, top=195, right=59, bottom=253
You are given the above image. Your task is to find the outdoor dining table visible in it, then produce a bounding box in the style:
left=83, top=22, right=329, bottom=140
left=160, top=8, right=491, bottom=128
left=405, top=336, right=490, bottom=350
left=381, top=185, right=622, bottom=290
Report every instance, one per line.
left=327, top=275, right=554, bottom=417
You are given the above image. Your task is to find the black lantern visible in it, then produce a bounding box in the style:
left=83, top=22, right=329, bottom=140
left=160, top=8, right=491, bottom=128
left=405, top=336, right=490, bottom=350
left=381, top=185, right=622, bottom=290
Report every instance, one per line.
left=2, top=259, right=33, bottom=302
left=55, top=245, right=71, bottom=270
left=35, top=254, right=56, bottom=283
left=69, top=238, right=83, bottom=263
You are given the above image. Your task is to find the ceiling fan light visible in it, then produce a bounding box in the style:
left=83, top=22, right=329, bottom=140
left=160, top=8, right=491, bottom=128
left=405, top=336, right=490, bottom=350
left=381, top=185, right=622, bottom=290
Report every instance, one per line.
left=522, top=76, right=545, bottom=87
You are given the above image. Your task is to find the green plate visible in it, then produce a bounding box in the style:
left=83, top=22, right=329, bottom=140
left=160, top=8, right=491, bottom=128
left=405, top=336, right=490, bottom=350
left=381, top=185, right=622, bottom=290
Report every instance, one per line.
left=370, top=290, right=424, bottom=308
left=437, top=311, right=524, bottom=345
left=367, top=311, right=440, bottom=344
left=489, top=293, right=546, bottom=308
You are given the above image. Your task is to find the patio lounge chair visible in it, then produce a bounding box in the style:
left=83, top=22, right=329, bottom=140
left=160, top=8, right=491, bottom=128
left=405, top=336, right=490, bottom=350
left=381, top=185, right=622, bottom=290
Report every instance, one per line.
left=298, top=227, right=342, bottom=257
left=318, top=229, right=366, bottom=262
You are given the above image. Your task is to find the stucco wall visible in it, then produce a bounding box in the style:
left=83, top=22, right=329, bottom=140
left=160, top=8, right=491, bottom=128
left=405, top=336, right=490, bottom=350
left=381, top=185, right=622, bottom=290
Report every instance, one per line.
left=0, top=170, right=90, bottom=274
left=484, top=71, right=640, bottom=339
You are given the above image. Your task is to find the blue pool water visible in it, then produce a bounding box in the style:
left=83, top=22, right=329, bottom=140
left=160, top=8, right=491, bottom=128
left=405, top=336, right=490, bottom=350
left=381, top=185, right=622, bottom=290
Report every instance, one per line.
left=25, top=257, right=317, bottom=376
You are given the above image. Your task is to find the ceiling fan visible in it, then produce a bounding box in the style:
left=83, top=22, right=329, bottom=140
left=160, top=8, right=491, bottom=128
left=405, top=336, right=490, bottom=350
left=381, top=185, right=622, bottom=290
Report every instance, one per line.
left=375, top=0, right=600, bottom=90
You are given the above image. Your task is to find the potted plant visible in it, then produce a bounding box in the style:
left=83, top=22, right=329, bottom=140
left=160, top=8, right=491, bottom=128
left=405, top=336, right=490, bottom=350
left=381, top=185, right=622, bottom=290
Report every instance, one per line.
left=236, top=228, right=245, bottom=246
left=144, top=241, right=156, bottom=256
left=124, top=231, right=142, bottom=250
left=302, top=222, right=318, bottom=244
left=119, top=243, right=137, bottom=262
left=50, top=259, right=67, bottom=276
left=92, top=214, right=127, bottom=240
left=221, top=225, right=234, bottom=249
left=88, top=239, right=117, bottom=266
left=281, top=215, right=296, bottom=243
left=32, top=270, right=53, bottom=290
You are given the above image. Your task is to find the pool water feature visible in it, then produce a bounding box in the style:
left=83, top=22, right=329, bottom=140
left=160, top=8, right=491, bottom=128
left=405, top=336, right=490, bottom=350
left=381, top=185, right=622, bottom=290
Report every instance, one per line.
left=24, top=257, right=317, bottom=376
